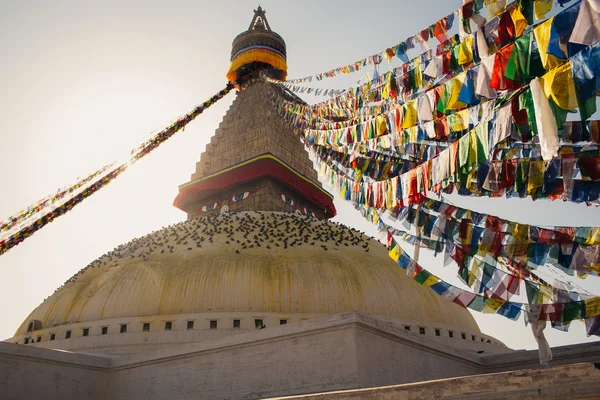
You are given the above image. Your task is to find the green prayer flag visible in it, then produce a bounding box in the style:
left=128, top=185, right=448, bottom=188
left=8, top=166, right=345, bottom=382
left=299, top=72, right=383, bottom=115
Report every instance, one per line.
left=506, top=33, right=532, bottom=82
left=563, top=301, right=585, bottom=323
left=454, top=208, right=467, bottom=220
left=461, top=16, right=472, bottom=35
left=575, top=226, right=591, bottom=243
left=515, top=160, right=529, bottom=194
left=474, top=124, right=489, bottom=164
left=517, top=89, right=537, bottom=136
left=450, top=45, right=460, bottom=72
left=436, top=81, right=452, bottom=114
left=368, top=119, right=375, bottom=139
left=414, top=269, right=432, bottom=285
left=525, top=280, right=539, bottom=304
left=458, top=266, right=470, bottom=286
left=467, top=295, right=487, bottom=312
left=482, top=263, right=495, bottom=280
left=550, top=98, right=569, bottom=131
left=518, top=0, right=535, bottom=25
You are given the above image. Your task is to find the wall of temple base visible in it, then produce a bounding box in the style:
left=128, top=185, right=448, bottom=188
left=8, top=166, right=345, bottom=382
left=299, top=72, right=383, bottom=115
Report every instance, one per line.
left=1, top=312, right=599, bottom=400
left=354, top=325, right=482, bottom=388
left=0, top=342, right=109, bottom=400
left=9, top=311, right=503, bottom=357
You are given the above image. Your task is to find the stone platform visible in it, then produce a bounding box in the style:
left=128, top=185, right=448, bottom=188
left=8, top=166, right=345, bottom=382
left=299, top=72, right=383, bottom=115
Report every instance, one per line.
left=1, top=312, right=599, bottom=400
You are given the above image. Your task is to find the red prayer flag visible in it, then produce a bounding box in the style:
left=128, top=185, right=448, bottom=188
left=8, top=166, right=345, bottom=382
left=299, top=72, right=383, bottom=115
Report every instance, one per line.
left=434, top=18, right=450, bottom=43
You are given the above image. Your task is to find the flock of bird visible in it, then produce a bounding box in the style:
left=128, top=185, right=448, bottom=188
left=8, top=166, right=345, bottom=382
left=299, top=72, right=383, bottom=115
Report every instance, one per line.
left=51, top=211, right=378, bottom=297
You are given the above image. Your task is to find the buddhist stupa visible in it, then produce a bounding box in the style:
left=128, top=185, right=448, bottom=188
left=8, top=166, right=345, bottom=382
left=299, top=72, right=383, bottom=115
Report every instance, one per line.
left=19, top=8, right=600, bottom=400
left=9, top=5, right=500, bottom=357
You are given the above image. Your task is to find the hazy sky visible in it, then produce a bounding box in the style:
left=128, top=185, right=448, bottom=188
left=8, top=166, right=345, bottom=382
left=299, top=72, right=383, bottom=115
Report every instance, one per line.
left=0, top=0, right=598, bottom=350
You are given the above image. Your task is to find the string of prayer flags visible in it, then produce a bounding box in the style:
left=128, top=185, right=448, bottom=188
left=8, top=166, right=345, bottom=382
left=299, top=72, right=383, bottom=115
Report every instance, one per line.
left=0, top=163, right=116, bottom=236
left=280, top=4, right=462, bottom=83
left=274, top=0, right=591, bottom=137
left=385, top=230, right=600, bottom=328
left=379, top=214, right=600, bottom=334
left=0, top=83, right=235, bottom=257
left=280, top=0, right=560, bottom=86
left=308, top=129, right=600, bottom=221
left=383, top=201, right=600, bottom=277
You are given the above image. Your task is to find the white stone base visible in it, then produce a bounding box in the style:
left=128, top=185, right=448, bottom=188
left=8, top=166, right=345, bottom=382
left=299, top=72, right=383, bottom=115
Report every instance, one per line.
left=1, top=312, right=599, bottom=400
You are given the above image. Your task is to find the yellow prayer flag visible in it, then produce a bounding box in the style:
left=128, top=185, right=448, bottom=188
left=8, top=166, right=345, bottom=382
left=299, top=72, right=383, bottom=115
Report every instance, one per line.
left=423, top=275, right=440, bottom=287
left=533, top=18, right=565, bottom=70
left=460, top=223, right=474, bottom=248
left=540, top=63, right=578, bottom=110
left=386, top=179, right=395, bottom=209
left=447, top=72, right=468, bottom=110
left=587, top=228, right=600, bottom=245
left=503, top=236, right=529, bottom=257
left=483, top=298, right=506, bottom=314
left=468, top=130, right=478, bottom=166
left=510, top=6, right=528, bottom=37
left=364, top=72, right=372, bottom=91
left=527, top=160, right=545, bottom=195
left=403, top=100, right=418, bottom=128
left=587, top=264, right=600, bottom=273
left=381, top=77, right=390, bottom=100
left=534, top=0, right=553, bottom=20
left=538, top=284, right=553, bottom=304
left=451, top=108, right=470, bottom=131
left=513, top=223, right=529, bottom=240
left=458, top=35, right=474, bottom=65
left=585, top=297, right=600, bottom=318
left=487, top=0, right=507, bottom=17
left=389, top=243, right=400, bottom=262
left=466, top=168, right=479, bottom=191
left=505, top=148, right=520, bottom=160
left=469, top=257, right=484, bottom=287
left=533, top=18, right=553, bottom=69
left=376, top=114, right=388, bottom=136
left=413, top=57, right=423, bottom=89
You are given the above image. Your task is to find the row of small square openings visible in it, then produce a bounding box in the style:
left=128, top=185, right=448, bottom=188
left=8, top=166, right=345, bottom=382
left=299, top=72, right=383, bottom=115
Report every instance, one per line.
left=403, top=326, right=493, bottom=344
left=20, top=318, right=290, bottom=344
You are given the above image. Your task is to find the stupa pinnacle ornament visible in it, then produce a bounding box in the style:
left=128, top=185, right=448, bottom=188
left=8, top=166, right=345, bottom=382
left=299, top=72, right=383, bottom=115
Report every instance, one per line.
left=226, top=6, right=287, bottom=84
left=174, top=7, right=336, bottom=219
left=248, top=6, right=270, bottom=31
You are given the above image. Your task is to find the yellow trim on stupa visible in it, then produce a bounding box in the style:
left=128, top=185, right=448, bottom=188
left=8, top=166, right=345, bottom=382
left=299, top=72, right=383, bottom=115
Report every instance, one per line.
left=226, top=48, right=288, bottom=82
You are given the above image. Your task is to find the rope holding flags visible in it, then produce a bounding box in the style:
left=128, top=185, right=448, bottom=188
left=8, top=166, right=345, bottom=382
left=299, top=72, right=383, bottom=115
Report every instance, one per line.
left=0, top=163, right=116, bottom=235
left=0, top=83, right=235, bottom=256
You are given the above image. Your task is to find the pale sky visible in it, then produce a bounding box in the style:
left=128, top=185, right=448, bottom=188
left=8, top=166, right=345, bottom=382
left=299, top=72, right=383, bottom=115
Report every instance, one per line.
left=0, top=0, right=599, bottom=350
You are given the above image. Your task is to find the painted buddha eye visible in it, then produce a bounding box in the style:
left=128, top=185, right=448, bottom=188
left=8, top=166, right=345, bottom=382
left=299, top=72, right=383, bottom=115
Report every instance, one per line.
left=201, top=202, right=220, bottom=212
left=304, top=208, right=315, bottom=217
left=280, top=194, right=295, bottom=206
left=231, top=192, right=251, bottom=202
